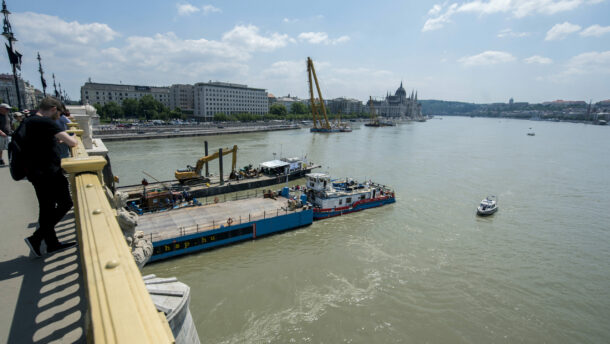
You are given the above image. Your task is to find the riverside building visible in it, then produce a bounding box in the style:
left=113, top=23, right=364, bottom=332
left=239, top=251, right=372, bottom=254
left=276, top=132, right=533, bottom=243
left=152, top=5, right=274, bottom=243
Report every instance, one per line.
left=80, top=81, right=170, bottom=107
left=0, top=74, right=42, bottom=109
left=194, top=81, right=268, bottom=121
left=169, top=84, right=194, bottom=113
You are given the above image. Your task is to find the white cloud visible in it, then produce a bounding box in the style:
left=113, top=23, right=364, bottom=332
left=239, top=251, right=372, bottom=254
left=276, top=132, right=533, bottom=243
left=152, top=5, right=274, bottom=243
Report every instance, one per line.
left=428, top=4, right=443, bottom=15
left=423, top=0, right=601, bottom=31
left=497, top=28, right=530, bottom=38
left=283, top=18, right=298, bottom=23
left=177, top=3, right=200, bottom=16
left=259, top=60, right=395, bottom=101
left=262, top=60, right=306, bottom=78
left=524, top=55, right=553, bottom=64
left=545, top=22, right=581, bottom=40
left=422, top=3, right=458, bottom=32
left=458, top=51, right=516, bottom=66
left=298, top=32, right=350, bottom=45
left=580, top=24, right=610, bottom=37
left=10, top=13, right=297, bottom=97
left=563, top=50, right=610, bottom=75
left=202, top=4, right=222, bottom=14
left=13, top=12, right=119, bottom=45
left=222, top=25, right=292, bottom=50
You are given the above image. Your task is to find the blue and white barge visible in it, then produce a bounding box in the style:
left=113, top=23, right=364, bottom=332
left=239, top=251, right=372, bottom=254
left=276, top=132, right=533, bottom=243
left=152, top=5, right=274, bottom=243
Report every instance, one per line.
left=136, top=192, right=313, bottom=262
left=304, top=173, right=396, bottom=220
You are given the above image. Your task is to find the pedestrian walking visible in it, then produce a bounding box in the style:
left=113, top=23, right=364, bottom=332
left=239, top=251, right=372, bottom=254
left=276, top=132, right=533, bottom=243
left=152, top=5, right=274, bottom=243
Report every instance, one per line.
left=0, top=103, right=12, bottom=166
left=56, top=105, right=72, bottom=158
left=12, top=111, right=23, bottom=131
left=23, top=97, right=78, bottom=257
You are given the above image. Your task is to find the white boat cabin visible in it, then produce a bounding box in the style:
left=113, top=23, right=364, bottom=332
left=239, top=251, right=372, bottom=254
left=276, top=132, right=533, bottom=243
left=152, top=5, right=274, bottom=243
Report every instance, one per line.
left=260, top=157, right=308, bottom=176
left=305, top=173, right=384, bottom=210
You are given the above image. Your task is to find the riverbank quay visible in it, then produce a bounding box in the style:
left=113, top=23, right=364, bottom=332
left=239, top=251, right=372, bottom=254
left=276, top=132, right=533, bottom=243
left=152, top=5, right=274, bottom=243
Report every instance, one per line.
left=95, top=123, right=301, bottom=142
left=0, top=167, right=87, bottom=343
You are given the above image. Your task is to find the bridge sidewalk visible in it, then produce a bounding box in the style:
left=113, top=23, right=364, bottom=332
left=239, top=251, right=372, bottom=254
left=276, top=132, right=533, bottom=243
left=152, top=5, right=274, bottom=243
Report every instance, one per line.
left=0, top=166, right=86, bottom=343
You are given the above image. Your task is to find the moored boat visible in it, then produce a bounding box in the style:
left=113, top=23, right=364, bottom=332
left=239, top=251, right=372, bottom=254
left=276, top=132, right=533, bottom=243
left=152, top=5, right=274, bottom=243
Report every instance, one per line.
left=304, top=173, right=395, bottom=220
left=477, top=195, right=498, bottom=216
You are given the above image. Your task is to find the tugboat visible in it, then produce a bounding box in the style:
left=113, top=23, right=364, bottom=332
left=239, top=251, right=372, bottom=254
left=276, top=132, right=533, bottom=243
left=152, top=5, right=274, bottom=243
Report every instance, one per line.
left=476, top=195, right=498, bottom=216
left=304, top=173, right=395, bottom=220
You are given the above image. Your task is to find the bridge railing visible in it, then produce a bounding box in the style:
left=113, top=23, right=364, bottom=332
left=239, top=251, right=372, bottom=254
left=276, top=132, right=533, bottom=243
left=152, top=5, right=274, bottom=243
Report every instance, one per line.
left=62, top=125, right=174, bottom=343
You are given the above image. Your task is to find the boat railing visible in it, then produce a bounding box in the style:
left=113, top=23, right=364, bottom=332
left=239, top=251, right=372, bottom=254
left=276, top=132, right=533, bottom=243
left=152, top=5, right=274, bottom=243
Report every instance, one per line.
left=148, top=205, right=308, bottom=242
left=61, top=123, right=174, bottom=343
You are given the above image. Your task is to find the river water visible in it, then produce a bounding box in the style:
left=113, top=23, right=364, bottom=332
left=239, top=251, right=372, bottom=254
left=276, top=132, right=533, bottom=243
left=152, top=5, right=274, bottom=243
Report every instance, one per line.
left=106, top=117, right=610, bottom=343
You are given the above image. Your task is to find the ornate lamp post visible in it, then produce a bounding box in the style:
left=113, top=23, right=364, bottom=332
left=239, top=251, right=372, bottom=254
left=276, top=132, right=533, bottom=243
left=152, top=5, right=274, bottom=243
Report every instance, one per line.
left=37, top=52, right=47, bottom=96
left=1, top=0, right=22, bottom=109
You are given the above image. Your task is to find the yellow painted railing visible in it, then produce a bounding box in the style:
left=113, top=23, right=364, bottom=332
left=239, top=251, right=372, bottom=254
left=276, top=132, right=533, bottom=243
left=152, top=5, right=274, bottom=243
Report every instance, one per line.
left=61, top=127, right=174, bottom=343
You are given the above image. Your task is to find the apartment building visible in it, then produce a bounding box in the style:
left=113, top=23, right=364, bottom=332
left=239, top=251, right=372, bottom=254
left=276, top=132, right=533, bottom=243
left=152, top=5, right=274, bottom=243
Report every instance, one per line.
left=194, top=81, right=268, bottom=120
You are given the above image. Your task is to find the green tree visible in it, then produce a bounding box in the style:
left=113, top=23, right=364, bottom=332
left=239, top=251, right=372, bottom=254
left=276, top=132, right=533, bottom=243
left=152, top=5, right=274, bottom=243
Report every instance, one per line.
left=138, top=95, right=162, bottom=120
left=213, top=113, right=229, bottom=121
left=93, top=103, right=104, bottom=118
left=290, top=102, right=308, bottom=114
left=122, top=98, right=139, bottom=118
left=270, top=103, right=287, bottom=116
left=170, top=107, right=183, bottom=119
left=103, top=101, right=123, bottom=119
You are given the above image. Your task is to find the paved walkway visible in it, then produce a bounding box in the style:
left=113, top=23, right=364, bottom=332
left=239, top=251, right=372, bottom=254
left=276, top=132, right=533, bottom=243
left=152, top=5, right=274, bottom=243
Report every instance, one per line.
left=0, top=166, right=85, bottom=343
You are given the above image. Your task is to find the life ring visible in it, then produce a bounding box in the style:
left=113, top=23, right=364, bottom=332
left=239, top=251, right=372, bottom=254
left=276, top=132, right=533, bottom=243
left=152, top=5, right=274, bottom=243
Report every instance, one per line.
left=214, top=196, right=219, bottom=203
left=227, top=217, right=233, bottom=226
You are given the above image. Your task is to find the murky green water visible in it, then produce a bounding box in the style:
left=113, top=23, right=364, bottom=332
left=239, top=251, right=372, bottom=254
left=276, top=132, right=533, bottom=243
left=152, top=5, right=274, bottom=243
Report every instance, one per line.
left=106, top=118, right=610, bottom=343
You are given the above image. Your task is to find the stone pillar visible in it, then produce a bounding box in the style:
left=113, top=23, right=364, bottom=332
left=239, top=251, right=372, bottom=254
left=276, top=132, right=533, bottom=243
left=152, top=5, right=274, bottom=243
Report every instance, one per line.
left=144, top=275, right=201, bottom=344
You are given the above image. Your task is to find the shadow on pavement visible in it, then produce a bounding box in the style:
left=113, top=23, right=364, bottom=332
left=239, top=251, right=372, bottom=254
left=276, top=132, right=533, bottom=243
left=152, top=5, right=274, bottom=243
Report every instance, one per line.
left=1, top=212, right=86, bottom=343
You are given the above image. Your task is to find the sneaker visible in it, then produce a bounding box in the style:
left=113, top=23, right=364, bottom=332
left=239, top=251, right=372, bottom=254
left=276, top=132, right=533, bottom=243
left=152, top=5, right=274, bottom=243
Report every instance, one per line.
left=47, top=242, right=77, bottom=254
left=25, top=236, right=42, bottom=258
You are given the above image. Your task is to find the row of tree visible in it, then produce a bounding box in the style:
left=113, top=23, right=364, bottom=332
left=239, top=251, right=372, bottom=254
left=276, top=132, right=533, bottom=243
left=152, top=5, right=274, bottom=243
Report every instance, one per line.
left=94, top=95, right=185, bottom=121
left=94, top=97, right=368, bottom=122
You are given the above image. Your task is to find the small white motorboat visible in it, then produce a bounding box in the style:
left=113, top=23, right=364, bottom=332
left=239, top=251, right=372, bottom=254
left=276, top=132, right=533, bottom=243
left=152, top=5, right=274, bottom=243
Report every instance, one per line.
left=477, top=195, right=498, bottom=216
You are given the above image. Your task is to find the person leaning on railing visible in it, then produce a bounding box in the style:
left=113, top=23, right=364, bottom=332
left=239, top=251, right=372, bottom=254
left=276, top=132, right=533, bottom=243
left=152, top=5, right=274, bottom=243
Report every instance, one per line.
left=23, top=97, right=78, bottom=258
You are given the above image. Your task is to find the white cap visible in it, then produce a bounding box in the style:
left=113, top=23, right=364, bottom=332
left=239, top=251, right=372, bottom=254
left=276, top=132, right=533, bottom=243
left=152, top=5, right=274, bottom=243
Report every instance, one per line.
left=0, top=103, right=11, bottom=109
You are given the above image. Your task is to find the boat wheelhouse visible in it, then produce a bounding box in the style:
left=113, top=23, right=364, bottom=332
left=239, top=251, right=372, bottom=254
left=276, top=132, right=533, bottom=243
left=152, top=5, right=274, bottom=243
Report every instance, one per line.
left=304, top=173, right=395, bottom=219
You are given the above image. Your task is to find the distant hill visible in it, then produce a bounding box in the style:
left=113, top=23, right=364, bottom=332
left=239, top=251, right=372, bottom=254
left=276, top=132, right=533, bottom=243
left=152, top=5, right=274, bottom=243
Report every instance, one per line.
left=420, top=100, right=481, bottom=115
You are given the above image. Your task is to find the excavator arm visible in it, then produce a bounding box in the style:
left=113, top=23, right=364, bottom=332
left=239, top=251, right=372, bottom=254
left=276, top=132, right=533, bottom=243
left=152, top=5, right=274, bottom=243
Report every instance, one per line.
left=175, top=145, right=238, bottom=183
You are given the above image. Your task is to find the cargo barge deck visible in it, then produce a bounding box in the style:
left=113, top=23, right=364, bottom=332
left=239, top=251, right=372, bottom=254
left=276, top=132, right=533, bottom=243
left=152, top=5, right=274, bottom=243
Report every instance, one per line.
left=138, top=194, right=313, bottom=262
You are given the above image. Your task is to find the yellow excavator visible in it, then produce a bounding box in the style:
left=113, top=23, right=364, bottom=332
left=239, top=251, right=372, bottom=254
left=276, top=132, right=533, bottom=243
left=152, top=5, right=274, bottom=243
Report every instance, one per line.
left=175, top=145, right=238, bottom=184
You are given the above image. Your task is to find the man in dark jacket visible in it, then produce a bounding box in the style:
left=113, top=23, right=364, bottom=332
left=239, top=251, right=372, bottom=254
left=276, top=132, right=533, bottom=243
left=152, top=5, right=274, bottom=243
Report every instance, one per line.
left=23, top=97, right=78, bottom=257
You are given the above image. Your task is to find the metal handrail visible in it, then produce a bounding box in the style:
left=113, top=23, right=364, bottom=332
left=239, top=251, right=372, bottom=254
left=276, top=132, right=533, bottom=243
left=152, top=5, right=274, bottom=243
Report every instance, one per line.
left=61, top=126, right=174, bottom=343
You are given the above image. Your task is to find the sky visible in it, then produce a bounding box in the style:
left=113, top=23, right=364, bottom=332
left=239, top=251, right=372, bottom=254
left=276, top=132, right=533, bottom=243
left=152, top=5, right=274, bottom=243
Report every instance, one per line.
left=2, top=0, right=610, bottom=104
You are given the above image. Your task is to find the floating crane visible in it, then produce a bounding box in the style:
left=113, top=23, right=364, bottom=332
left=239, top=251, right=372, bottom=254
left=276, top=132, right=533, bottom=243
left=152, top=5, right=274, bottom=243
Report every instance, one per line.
left=365, top=96, right=395, bottom=127
left=307, top=57, right=340, bottom=133
left=175, top=145, right=238, bottom=184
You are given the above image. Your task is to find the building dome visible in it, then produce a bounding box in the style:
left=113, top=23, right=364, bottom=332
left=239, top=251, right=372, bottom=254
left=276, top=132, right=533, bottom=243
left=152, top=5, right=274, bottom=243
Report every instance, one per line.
left=395, top=81, right=407, bottom=98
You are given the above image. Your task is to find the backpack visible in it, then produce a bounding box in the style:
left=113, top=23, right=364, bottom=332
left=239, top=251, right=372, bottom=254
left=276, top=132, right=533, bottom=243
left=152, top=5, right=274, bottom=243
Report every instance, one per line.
left=8, top=119, right=28, bottom=181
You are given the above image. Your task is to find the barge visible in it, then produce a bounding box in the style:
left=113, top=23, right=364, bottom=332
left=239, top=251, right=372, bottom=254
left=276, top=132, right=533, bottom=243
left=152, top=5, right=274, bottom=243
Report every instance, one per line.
left=304, top=173, right=396, bottom=220
left=137, top=191, right=313, bottom=262
left=118, top=160, right=320, bottom=209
